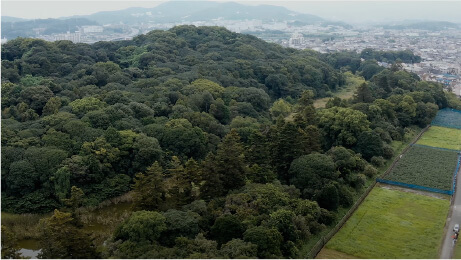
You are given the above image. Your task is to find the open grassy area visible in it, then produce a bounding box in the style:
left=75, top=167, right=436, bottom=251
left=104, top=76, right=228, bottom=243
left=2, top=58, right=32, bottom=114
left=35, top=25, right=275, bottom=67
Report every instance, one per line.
left=416, top=126, right=461, bottom=151
left=325, top=187, right=449, bottom=259
left=313, top=72, right=365, bottom=108
left=383, top=145, right=459, bottom=190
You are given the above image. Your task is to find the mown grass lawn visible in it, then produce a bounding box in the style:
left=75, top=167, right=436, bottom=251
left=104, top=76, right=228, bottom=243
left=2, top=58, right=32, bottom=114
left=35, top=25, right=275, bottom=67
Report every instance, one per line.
left=325, top=187, right=449, bottom=259
left=416, top=126, right=461, bottom=151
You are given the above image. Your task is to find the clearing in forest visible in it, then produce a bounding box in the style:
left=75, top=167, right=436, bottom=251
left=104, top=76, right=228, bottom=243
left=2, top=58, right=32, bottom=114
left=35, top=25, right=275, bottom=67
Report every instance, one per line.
left=324, top=187, right=449, bottom=259
left=416, top=126, right=461, bottom=151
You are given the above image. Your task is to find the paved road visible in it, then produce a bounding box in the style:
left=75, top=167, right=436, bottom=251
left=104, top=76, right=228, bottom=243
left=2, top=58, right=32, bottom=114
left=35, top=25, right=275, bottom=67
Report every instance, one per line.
left=440, top=159, right=461, bottom=259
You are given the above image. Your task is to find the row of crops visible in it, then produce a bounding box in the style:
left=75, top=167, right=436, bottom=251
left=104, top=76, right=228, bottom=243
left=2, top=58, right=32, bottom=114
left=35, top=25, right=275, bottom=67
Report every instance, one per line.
left=431, top=108, right=461, bottom=129
left=381, top=109, right=461, bottom=193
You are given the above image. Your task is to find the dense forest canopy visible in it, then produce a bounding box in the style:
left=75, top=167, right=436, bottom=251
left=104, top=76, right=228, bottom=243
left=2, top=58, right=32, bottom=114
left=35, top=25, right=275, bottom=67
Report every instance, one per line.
left=2, top=25, right=461, bottom=259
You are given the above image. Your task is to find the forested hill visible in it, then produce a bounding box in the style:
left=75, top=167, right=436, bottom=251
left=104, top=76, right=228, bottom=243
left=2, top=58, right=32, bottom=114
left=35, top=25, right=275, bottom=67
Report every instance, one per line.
left=2, top=25, right=343, bottom=99
left=2, top=26, right=461, bottom=259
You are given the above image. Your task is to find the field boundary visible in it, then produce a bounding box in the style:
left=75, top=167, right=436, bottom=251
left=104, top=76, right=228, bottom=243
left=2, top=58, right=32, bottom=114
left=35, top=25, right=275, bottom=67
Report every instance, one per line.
left=380, top=125, right=430, bottom=179
left=412, top=143, right=461, bottom=153
left=306, top=125, right=430, bottom=259
left=376, top=178, right=453, bottom=195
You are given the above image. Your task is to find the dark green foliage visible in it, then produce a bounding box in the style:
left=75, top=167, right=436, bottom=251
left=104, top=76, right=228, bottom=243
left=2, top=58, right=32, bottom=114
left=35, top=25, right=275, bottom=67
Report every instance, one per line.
left=38, top=210, right=100, bottom=259
left=243, top=226, right=283, bottom=258
left=114, top=210, right=166, bottom=242
left=210, top=214, right=245, bottom=245
left=289, top=153, right=337, bottom=198
left=316, top=184, right=339, bottom=211
left=1, top=25, right=455, bottom=259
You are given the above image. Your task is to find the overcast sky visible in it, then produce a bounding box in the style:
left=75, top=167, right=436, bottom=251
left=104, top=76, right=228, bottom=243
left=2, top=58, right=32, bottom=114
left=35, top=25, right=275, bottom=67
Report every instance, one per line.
left=2, top=1, right=461, bottom=23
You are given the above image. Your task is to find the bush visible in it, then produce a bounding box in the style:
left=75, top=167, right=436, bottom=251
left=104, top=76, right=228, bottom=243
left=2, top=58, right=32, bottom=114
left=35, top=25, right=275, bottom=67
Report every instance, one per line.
left=382, top=144, right=394, bottom=160
left=371, top=156, right=386, bottom=167
left=363, top=164, right=378, bottom=178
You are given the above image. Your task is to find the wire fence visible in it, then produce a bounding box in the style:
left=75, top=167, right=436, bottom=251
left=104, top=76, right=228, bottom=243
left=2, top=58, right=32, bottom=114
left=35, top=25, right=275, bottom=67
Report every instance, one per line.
left=306, top=181, right=376, bottom=258
left=453, top=154, right=461, bottom=194
left=376, top=178, right=453, bottom=195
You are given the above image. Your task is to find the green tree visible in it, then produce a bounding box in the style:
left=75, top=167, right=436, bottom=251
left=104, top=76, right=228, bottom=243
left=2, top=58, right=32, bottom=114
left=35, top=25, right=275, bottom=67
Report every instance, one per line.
left=38, top=209, right=99, bottom=259
left=243, top=226, right=283, bottom=258
left=220, top=239, right=258, bottom=259
left=114, top=210, right=166, bottom=242
left=132, top=162, right=166, bottom=211
left=1, top=225, right=21, bottom=259
left=211, top=214, right=246, bottom=245
left=215, top=129, right=247, bottom=193
left=353, top=82, right=374, bottom=103
left=318, top=107, right=371, bottom=148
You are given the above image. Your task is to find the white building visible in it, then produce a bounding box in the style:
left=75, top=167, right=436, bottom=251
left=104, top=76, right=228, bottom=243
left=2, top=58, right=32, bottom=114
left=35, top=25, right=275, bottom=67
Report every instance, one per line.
left=54, top=31, right=81, bottom=43
left=81, top=26, right=104, bottom=33
left=289, top=32, right=304, bottom=47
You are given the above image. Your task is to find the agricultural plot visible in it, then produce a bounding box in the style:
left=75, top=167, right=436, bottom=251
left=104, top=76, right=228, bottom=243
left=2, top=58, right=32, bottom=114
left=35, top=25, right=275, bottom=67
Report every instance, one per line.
left=431, top=108, right=461, bottom=129
left=416, top=126, right=461, bottom=151
left=324, top=187, right=449, bottom=259
left=383, top=145, right=459, bottom=191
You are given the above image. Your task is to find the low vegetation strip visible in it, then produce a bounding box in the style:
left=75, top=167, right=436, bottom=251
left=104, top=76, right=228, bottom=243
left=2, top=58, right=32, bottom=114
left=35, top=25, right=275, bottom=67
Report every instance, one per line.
left=416, top=126, right=461, bottom=151
left=431, top=108, right=461, bottom=129
left=383, top=145, right=459, bottom=191
left=325, top=187, right=449, bottom=259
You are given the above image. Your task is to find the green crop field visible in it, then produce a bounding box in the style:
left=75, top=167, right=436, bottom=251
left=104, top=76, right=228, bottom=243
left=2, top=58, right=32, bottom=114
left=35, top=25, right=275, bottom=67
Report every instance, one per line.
left=416, top=126, right=461, bottom=151
left=431, top=108, right=461, bottom=129
left=325, top=187, right=449, bottom=259
left=383, top=145, right=459, bottom=190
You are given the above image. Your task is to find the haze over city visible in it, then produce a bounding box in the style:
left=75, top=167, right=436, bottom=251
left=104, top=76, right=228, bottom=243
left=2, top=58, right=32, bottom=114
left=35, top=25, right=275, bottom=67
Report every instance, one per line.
left=3, top=1, right=461, bottom=23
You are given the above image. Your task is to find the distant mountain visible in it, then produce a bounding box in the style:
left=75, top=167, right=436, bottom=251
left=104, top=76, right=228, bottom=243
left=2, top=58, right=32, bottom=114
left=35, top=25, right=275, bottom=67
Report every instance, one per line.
left=382, top=21, right=459, bottom=31
left=2, top=18, right=99, bottom=39
left=66, top=1, right=325, bottom=25
left=2, top=16, right=29, bottom=23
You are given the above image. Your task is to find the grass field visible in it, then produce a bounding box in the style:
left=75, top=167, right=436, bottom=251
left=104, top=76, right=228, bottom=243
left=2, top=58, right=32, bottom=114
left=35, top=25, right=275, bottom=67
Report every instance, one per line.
left=313, top=72, right=365, bottom=108
left=383, top=145, right=459, bottom=190
left=325, top=187, right=449, bottom=259
left=431, top=108, right=461, bottom=129
left=416, top=126, right=461, bottom=151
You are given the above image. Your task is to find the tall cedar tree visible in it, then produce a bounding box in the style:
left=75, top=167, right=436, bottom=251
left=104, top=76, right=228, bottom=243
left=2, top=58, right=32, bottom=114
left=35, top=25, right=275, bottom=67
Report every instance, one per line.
left=216, top=129, right=247, bottom=192
left=270, top=122, right=313, bottom=184
left=165, top=156, right=201, bottom=207
left=132, top=162, right=166, bottom=211
left=353, top=82, right=375, bottom=103
left=201, top=130, right=247, bottom=199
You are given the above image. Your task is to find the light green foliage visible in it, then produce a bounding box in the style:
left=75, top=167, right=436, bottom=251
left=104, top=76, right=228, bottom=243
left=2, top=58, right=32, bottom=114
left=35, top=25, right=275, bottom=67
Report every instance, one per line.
left=69, top=97, right=105, bottom=115
left=270, top=98, right=292, bottom=118
left=326, top=187, right=449, bottom=259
